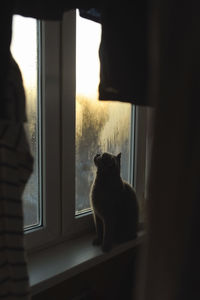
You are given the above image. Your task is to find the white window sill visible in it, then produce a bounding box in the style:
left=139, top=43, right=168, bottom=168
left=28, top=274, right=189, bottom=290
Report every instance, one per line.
left=28, top=231, right=145, bottom=296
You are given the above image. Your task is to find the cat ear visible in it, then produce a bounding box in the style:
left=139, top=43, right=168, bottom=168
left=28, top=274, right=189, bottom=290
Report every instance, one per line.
left=117, top=153, right=121, bottom=160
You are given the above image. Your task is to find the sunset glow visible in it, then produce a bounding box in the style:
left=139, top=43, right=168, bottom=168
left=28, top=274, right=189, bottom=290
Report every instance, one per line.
left=76, top=12, right=101, bottom=100
left=11, top=14, right=101, bottom=102
left=11, top=15, right=37, bottom=91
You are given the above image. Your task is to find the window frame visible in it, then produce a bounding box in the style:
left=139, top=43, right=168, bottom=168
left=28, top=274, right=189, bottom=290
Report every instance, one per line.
left=25, top=19, right=61, bottom=250
left=61, top=10, right=95, bottom=239
left=24, top=10, right=147, bottom=252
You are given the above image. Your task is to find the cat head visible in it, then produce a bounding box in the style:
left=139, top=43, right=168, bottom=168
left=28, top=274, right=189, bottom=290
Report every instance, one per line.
left=94, top=152, right=121, bottom=174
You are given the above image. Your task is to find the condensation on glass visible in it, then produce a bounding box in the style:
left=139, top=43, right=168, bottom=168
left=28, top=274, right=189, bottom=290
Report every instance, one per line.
left=11, top=15, right=41, bottom=229
left=75, top=13, right=135, bottom=214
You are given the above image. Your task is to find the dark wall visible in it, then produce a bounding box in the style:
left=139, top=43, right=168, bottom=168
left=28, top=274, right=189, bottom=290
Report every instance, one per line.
left=32, top=248, right=138, bottom=300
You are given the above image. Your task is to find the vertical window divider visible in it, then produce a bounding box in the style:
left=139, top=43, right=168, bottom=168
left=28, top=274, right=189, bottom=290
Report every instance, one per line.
left=61, top=10, right=76, bottom=237
left=129, top=105, right=136, bottom=186
left=37, top=20, right=43, bottom=229
left=134, top=106, right=147, bottom=222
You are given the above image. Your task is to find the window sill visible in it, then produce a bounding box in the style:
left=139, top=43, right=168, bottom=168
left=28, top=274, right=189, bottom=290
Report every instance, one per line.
left=28, top=231, right=145, bottom=296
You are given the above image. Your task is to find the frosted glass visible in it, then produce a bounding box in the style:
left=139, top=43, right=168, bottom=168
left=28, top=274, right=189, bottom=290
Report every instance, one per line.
left=11, top=15, right=40, bottom=229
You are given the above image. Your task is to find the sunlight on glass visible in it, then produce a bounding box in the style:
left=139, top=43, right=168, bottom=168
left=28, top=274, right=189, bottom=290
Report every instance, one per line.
left=11, top=15, right=40, bottom=229
left=76, top=12, right=134, bottom=214
left=76, top=15, right=100, bottom=100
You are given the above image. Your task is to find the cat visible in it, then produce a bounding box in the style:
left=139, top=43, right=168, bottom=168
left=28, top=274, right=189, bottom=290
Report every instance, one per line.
left=90, top=152, right=139, bottom=252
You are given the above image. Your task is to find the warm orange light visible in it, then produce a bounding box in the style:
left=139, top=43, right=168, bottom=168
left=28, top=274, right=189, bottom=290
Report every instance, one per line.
left=11, top=15, right=37, bottom=90
left=76, top=12, right=101, bottom=101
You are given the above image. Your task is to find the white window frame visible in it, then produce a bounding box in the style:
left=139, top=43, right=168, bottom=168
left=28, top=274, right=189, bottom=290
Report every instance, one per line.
left=24, top=10, right=147, bottom=252
left=25, top=19, right=61, bottom=250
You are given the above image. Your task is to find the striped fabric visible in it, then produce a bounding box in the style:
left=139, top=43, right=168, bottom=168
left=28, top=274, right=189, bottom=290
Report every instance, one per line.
left=0, top=123, right=33, bottom=300
left=0, top=53, right=33, bottom=299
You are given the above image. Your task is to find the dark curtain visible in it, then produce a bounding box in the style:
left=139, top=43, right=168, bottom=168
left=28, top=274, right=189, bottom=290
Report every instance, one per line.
left=136, top=1, right=200, bottom=299
left=84, top=6, right=149, bottom=105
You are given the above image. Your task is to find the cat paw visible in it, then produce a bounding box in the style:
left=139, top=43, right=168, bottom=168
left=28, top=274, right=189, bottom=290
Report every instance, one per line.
left=92, top=238, right=102, bottom=246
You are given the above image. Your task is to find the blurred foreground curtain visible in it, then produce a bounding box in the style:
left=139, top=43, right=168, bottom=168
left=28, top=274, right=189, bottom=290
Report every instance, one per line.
left=0, top=55, right=33, bottom=299
left=0, top=124, right=33, bottom=300
left=136, top=1, right=200, bottom=300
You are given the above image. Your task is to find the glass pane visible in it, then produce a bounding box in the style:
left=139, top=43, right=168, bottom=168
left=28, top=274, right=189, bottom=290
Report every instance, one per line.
left=76, top=13, right=134, bottom=214
left=11, top=15, right=41, bottom=229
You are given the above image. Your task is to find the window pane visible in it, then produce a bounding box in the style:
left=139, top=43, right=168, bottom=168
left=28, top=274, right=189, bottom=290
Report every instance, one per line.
left=11, top=15, right=41, bottom=229
left=76, top=14, right=134, bottom=214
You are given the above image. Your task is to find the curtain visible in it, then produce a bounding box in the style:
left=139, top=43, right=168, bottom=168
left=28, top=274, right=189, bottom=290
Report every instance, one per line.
left=136, top=1, right=200, bottom=299
left=0, top=123, right=33, bottom=300
left=79, top=6, right=149, bottom=105
left=0, top=55, right=33, bottom=299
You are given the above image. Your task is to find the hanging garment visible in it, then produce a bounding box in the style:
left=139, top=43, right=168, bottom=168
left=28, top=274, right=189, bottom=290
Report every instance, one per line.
left=0, top=54, right=33, bottom=300
left=0, top=123, right=33, bottom=300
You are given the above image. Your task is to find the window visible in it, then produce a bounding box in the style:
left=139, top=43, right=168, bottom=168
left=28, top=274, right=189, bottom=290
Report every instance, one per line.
left=11, top=15, right=61, bottom=249
left=75, top=13, right=135, bottom=215
left=10, top=10, right=147, bottom=251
